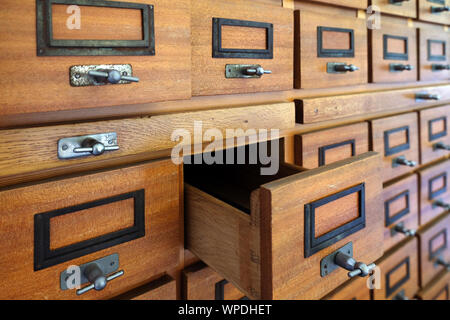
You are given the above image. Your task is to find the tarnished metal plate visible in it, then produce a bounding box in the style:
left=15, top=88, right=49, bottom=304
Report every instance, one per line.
left=58, top=132, right=118, bottom=159
left=225, top=64, right=261, bottom=79
left=320, top=242, right=353, bottom=277
left=70, top=64, right=133, bottom=87
left=60, top=254, right=119, bottom=290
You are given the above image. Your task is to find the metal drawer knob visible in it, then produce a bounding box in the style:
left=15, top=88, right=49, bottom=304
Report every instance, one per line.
left=88, top=69, right=139, bottom=84
left=432, top=64, right=450, bottom=71
left=431, top=6, right=450, bottom=13
left=390, top=63, right=414, bottom=72
left=433, top=142, right=450, bottom=151
left=393, top=156, right=417, bottom=167
left=433, top=200, right=450, bottom=210
left=416, top=93, right=441, bottom=101
left=73, top=138, right=120, bottom=156
left=389, top=0, right=410, bottom=3
left=394, top=223, right=416, bottom=237
left=335, top=251, right=376, bottom=278
left=334, top=64, right=359, bottom=73
left=77, top=263, right=124, bottom=295
left=244, top=66, right=272, bottom=77
left=435, top=258, right=450, bottom=271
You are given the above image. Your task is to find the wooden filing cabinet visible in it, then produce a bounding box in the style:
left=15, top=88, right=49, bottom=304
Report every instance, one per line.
left=185, top=152, right=383, bottom=300
left=419, top=106, right=450, bottom=165
left=373, top=238, right=419, bottom=300
left=370, top=112, right=420, bottom=182
left=191, top=0, right=293, bottom=96
left=370, top=0, right=417, bottom=18
left=418, top=0, right=450, bottom=25
left=381, top=174, right=419, bottom=252
left=417, top=213, right=450, bottom=288
left=294, top=122, right=370, bottom=169
left=418, top=159, right=450, bottom=225
left=182, top=263, right=247, bottom=300
left=0, top=160, right=182, bottom=299
left=323, top=277, right=371, bottom=300
left=416, top=269, right=450, bottom=300
left=294, top=8, right=368, bottom=89
left=418, top=24, right=450, bottom=82
left=0, top=0, right=192, bottom=116
left=370, top=18, right=417, bottom=83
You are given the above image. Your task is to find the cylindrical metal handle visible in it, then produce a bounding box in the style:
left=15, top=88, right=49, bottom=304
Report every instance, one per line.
left=433, top=64, right=450, bottom=71
left=433, top=200, right=450, bottom=210
left=416, top=93, right=441, bottom=101
left=394, top=224, right=416, bottom=237
left=434, top=142, right=450, bottom=151
left=435, top=258, right=450, bottom=271
left=88, top=69, right=139, bottom=84
left=244, top=66, right=272, bottom=77
left=389, top=0, right=410, bottom=3
left=334, top=64, right=359, bottom=73
left=76, top=264, right=124, bottom=295
left=334, top=252, right=376, bottom=278
left=431, top=6, right=450, bottom=13
left=394, top=157, right=417, bottom=167
left=73, top=138, right=119, bottom=156
left=392, top=64, right=414, bottom=71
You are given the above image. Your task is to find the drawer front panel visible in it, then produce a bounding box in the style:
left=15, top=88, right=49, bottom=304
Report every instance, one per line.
left=114, top=275, right=177, bottom=300
left=371, top=20, right=417, bottom=83
left=382, top=174, right=419, bottom=252
left=307, top=0, right=368, bottom=9
left=294, top=122, right=369, bottom=169
left=418, top=213, right=450, bottom=287
left=191, top=0, right=293, bottom=96
left=323, top=277, right=370, bottom=300
left=0, top=0, right=191, bottom=116
left=418, top=160, right=450, bottom=225
left=370, top=113, right=419, bottom=182
left=419, top=25, right=450, bottom=81
left=295, top=10, right=368, bottom=89
left=373, top=238, right=419, bottom=300
left=262, top=152, right=383, bottom=299
left=371, top=0, right=417, bottom=18
left=0, top=160, right=181, bottom=299
left=419, top=106, right=450, bottom=164
left=418, top=0, right=450, bottom=25
left=416, top=271, right=450, bottom=300
left=183, top=263, right=247, bottom=300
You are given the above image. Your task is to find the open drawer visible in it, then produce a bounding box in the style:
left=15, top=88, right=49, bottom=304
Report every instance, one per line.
left=185, top=150, right=383, bottom=300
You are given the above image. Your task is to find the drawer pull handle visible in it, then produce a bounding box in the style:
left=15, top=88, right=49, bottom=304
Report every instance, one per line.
left=432, top=200, right=450, bottom=210
left=73, top=138, right=120, bottom=156
left=389, top=0, right=410, bottom=4
left=76, top=264, right=124, bottom=296
left=390, top=63, right=414, bottom=72
left=88, top=70, right=139, bottom=84
left=431, top=6, right=450, bottom=13
left=435, top=258, right=450, bottom=271
left=433, top=142, right=450, bottom=151
left=393, top=223, right=416, bottom=237
left=432, top=64, right=450, bottom=71
left=326, top=62, right=359, bottom=74
left=393, top=156, right=417, bottom=168
left=335, top=252, right=376, bottom=278
left=416, top=93, right=441, bottom=101
left=225, top=64, right=271, bottom=79
left=393, top=290, right=409, bottom=300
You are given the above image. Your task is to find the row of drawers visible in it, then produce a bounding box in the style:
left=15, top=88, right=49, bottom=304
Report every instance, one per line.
left=0, top=0, right=448, bottom=117
left=0, top=144, right=447, bottom=299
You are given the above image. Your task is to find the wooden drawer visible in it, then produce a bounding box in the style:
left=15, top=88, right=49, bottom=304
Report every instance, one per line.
left=191, top=0, right=293, bottom=96
left=182, top=263, right=247, bottom=300
left=294, top=122, right=369, bottom=169
left=382, top=174, right=419, bottom=252
left=294, top=9, right=368, bottom=89
left=370, top=19, right=417, bottom=83
left=0, top=159, right=181, bottom=299
left=373, top=238, right=419, bottom=300
left=418, top=159, right=450, bottom=225
left=371, top=0, right=417, bottom=18
left=185, top=151, right=383, bottom=300
left=370, top=112, right=419, bottom=182
left=306, top=0, right=368, bottom=9
left=416, top=270, right=450, bottom=300
left=419, top=106, right=450, bottom=165
left=418, top=24, right=450, bottom=81
left=114, top=275, right=177, bottom=300
left=417, top=213, right=450, bottom=287
left=323, top=277, right=371, bottom=300
left=0, top=0, right=191, bottom=117
left=418, top=0, right=450, bottom=25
